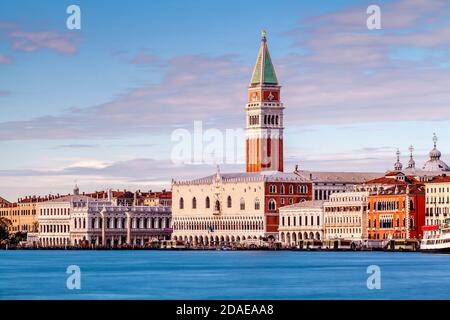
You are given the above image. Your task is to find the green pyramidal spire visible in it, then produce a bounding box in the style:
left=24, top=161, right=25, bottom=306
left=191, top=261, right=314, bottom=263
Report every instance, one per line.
left=250, top=30, right=279, bottom=86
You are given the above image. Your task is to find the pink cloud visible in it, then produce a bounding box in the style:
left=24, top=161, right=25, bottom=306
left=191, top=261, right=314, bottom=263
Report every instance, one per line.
left=0, top=54, right=13, bottom=64
left=130, top=51, right=160, bottom=65
left=0, top=90, right=10, bottom=97
left=10, top=31, right=78, bottom=54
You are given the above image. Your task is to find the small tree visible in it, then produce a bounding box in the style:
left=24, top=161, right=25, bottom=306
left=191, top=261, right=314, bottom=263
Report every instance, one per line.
left=10, top=231, right=27, bottom=245
left=0, top=225, right=8, bottom=240
left=0, top=218, right=11, bottom=240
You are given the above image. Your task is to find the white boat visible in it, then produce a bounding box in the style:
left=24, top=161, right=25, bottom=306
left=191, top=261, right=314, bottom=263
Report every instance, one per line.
left=421, top=219, right=450, bottom=253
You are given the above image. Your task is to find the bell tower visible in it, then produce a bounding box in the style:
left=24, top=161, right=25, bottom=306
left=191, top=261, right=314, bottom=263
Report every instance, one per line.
left=246, top=31, right=284, bottom=172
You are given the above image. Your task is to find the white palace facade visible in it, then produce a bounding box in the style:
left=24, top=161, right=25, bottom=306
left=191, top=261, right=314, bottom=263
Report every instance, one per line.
left=172, top=170, right=311, bottom=245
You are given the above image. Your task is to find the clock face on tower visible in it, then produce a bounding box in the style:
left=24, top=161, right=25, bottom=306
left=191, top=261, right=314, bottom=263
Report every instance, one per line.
left=263, top=90, right=278, bottom=101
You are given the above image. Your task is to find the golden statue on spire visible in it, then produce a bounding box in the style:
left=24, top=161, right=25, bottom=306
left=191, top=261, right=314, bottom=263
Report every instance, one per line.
left=261, top=29, right=267, bottom=38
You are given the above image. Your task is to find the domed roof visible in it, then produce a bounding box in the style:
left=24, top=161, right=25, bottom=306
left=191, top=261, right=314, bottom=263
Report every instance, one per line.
left=422, top=134, right=450, bottom=172
left=406, top=145, right=415, bottom=169
left=394, top=149, right=402, bottom=171
left=429, top=147, right=442, bottom=159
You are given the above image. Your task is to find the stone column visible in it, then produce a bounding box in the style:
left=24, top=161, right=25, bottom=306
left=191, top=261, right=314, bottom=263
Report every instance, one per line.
left=126, top=209, right=131, bottom=245
left=101, top=208, right=106, bottom=246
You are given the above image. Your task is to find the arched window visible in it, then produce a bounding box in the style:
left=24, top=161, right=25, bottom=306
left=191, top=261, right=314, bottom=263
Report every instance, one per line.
left=179, top=197, right=184, bottom=209
left=289, top=185, right=294, bottom=194
left=268, top=199, right=276, bottom=211
left=205, top=197, right=210, bottom=209
left=255, top=198, right=260, bottom=210
left=192, top=197, right=197, bottom=209
left=269, top=185, right=277, bottom=193
left=227, top=196, right=232, bottom=208
left=280, top=185, right=285, bottom=194
left=240, top=198, right=245, bottom=210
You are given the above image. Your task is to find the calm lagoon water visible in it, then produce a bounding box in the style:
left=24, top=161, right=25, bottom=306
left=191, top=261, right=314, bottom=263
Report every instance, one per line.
left=1, top=250, right=450, bottom=300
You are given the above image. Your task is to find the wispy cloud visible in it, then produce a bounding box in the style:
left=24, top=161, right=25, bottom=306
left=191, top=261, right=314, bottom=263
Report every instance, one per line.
left=0, top=53, right=13, bottom=64
left=9, top=30, right=78, bottom=54
left=130, top=50, right=161, bottom=65
left=0, top=53, right=248, bottom=140
left=0, top=20, right=80, bottom=55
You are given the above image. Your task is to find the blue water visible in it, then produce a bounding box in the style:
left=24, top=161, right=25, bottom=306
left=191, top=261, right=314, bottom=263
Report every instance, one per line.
left=1, top=250, right=450, bottom=299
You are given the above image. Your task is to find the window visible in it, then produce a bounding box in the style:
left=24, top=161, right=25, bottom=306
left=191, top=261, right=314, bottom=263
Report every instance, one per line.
left=255, top=198, right=261, bottom=210
left=192, top=197, right=197, bottom=209
left=215, top=200, right=221, bottom=211
left=179, top=197, right=184, bottom=209
left=269, top=185, right=277, bottom=193
left=268, top=199, right=276, bottom=211
left=205, top=197, right=210, bottom=209
left=227, top=196, right=232, bottom=208
left=289, top=185, right=294, bottom=194
left=280, top=185, right=285, bottom=194
left=240, top=198, right=245, bottom=210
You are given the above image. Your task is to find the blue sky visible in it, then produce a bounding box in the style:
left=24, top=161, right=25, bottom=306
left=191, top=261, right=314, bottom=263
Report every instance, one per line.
left=0, top=0, right=450, bottom=200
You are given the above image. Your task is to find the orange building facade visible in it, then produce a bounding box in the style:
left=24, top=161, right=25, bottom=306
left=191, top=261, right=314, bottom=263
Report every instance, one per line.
left=367, top=185, right=425, bottom=240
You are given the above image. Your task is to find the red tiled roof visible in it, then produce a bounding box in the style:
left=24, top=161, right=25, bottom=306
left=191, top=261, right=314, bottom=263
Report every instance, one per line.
left=425, top=175, right=450, bottom=184
left=145, top=192, right=172, bottom=199
left=385, top=171, right=403, bottom=176
left=370, top=184, right=425, bottom=196
left=365, top=177, right=407, bottom=185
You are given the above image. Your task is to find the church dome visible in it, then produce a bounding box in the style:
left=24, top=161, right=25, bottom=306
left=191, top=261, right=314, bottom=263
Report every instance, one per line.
left=406, top=145, right=416, bottom=169
left=422, top=134, right=450, bottom=172
left=393, top=149, right=402, bottom=171
left=429, top=147, right=442, bottom=159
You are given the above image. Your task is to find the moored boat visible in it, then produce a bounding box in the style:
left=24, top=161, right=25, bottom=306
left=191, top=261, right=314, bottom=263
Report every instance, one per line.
left=421, top=219, right=450, bottom=253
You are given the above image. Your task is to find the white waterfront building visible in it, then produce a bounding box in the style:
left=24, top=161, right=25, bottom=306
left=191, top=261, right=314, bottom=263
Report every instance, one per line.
left=38, top=186, right=172, bottom=247
left=172, top=169, right=312, bottom=245
left=278, top=200, right=325, bottom=246
left=323, top=191, right=369, bottom=241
